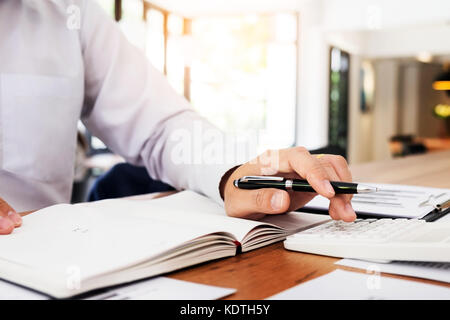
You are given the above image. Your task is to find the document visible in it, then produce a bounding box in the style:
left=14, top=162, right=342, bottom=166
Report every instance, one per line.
left=267, top=269, right=450, bottom=300
left=439, top=212, right=450, bottom=222
left=86, top=277, right=236, bottom=300
left=0, top=277, right=235, bottom=300
left=0, top=280, right=47, bottom=300
left=301, top=183, right=450, bottom=219
left=336, top=259, right=450, bottom=283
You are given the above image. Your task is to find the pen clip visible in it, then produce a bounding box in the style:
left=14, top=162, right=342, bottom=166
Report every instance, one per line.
left=419, top=193, right=450, bottom=212
left=437, top=199, right=450, bottom=211
left=238, top=176, right=284, bottom=183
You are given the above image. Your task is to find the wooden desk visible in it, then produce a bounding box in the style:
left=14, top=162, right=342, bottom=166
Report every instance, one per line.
left=166, top=150, right=450, bottom=299
left=19, top=151, right=450, bottom=298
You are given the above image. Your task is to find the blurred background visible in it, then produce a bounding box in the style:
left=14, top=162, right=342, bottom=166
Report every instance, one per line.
left=74, top=0, right=450, bottom=201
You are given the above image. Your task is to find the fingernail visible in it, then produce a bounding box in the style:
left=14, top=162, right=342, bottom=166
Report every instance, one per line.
left=8, top=211, right=22, bottom=227
left=271, top=191, right=285, bottom=211
left=0, top=217, right=13, bottom=231
left=345, top=204, right=356, bottom=219
left=322, top=180, right=335, bottom=197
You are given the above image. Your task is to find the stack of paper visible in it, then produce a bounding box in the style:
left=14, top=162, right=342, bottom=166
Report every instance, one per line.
left=302, top=183, right=450, bottom=219
left=335, top=259, right=450, bottom=283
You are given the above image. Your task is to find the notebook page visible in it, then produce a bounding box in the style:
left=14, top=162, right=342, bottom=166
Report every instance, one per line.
left=130, top=192, right=332, bottom=240
left=260, top=212, right=331, bottom=233
left=0, top=201, right=235, bottom=283
left=83, top=191, right=269, bottom=242
left=74, top=191, right=333, bottom=243
left=0, top=191, right=270, bottom=282
left=302, top=183, right=450, bottom=219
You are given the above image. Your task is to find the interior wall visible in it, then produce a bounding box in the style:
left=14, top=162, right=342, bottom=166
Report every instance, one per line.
left=417, top=63, right=448, bottom=137
left=364, top=25, right=450, bottom=59
left=347, top=55, right=374, bottom=164
left=397, top=62, right=447, bottom=138
left=288, top=0, right=450, bottom=160
left=346, top=58, right=401, bottom=164
left=398, top=63, right=420, bottom=135
left=295, top=10, right=368, bottom=151
left=349, top=60, right=448, bottom=164
left=322, top=0, right=450, bottom=31
left=296, top=1, right=329, bottom=150
left=372, top=60, right=400, bottom=161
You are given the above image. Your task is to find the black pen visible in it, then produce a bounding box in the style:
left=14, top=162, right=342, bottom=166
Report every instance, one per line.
left=233, top=176, right=378, bottom=194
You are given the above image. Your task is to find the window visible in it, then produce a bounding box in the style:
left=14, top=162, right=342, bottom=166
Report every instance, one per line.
left=189, top=14, right=298, bottom=150
left=143, top=6, right=186, bottom=96
left=93, top=2, right=299, bottom=152
left=145, top=8, right=165, bottom=73
left=166, top=14, right=186, bottom=96
left=120, top=0, right=146, bottom=50
left=95, top=0, right=116, bottom=18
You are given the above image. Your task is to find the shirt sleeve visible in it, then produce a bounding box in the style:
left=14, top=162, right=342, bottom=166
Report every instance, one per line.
left=78, top=0, right=242, bottom=204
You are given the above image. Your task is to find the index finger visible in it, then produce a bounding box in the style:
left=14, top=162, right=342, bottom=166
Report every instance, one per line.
left=271, top=147, right=336, bottom=199
left=318, top=154, right=353, bottom=200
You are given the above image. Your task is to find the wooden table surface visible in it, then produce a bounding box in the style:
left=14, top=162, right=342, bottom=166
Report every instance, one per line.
left=166, top=150, right=450, bottom=299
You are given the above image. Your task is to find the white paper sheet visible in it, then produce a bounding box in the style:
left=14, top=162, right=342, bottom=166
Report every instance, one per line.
left=0, top=279, right=48, bottom=300
left=302, top=183, right=450, bottom=219
left=86, top=277, right=236, bottom=300
left=267, top=269, right=450, bottom=300
left=336, top=259, right=450, bottom=283
left=439, top=212, right=450, bottom=222
left=0, top=277, right=235, bottom=300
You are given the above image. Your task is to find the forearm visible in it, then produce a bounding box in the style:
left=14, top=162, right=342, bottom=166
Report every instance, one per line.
left=78, top=0, right=245, bottom=203
left=139, top=110, right=243, bottom=204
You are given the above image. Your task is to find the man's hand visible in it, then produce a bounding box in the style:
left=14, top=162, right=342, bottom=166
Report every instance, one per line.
left=0, top=198, right=22, bottom=235
left=222, top=147, right=356, bottom=222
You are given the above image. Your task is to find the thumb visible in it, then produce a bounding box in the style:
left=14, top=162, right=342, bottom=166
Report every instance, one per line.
left=0, top=198, right=15, bottom=217
left=0, top=198, right=21, bottom=231
left=227, top=188, right=291, bottom=218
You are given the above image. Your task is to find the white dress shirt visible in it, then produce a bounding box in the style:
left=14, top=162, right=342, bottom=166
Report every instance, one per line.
left=0, top=0, right=240, bottom=211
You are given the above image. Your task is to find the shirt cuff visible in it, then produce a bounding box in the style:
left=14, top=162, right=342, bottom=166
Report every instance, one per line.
left=198, top=163, right=241, bottom=205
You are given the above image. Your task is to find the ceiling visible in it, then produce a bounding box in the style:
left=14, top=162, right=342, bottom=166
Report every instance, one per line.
left=146, top=0, right=450, bottom=31
left=146, top=0, right=310, bottom=17
left=144, top=0, right=450, bottom=58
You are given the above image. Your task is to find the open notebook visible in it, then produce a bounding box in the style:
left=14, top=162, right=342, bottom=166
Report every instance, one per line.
left=0, top=191, right=329, bottom=298
left=299, top=183, right=450, bottom=220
